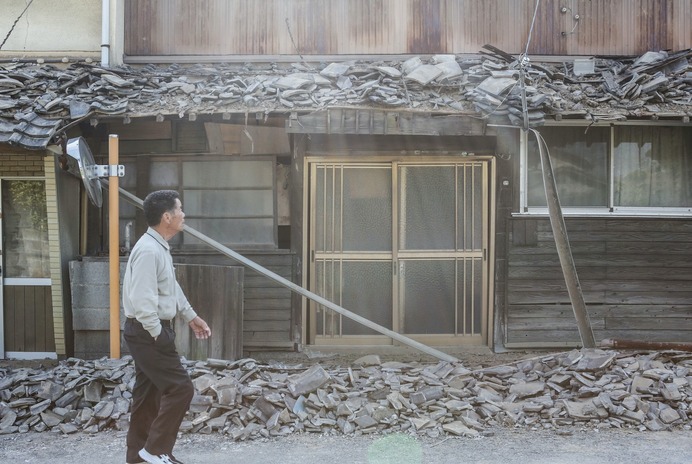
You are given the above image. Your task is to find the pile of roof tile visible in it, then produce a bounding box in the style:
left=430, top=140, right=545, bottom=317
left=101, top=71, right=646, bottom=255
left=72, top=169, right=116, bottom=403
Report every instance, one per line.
left=0, top=349, right=690, bottom=438
left=1, top=46, right=690, bottom=149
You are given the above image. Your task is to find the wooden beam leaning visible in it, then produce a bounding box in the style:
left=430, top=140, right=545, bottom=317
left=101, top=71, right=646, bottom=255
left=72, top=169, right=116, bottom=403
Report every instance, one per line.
left=530, top=128, right=596, bottom=348
left=286, top=108, right=486, bottom=136
left=106, top=182, right=459, bottom=363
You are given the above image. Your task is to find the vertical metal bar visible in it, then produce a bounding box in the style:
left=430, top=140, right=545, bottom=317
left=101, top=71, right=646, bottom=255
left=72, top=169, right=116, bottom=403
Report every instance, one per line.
left=531, top=128, right=596, bottom=348
left=454, top=164, right=459, bottom=335
left=609, top=126, right=615, bottom=210
left=470, top=164, right=476, bottom=335
left=392, top=162, right=400, bottom=336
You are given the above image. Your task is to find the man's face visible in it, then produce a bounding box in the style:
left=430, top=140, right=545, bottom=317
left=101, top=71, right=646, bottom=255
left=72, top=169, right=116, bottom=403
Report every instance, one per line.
left=165, top=199, right=185, bottom=234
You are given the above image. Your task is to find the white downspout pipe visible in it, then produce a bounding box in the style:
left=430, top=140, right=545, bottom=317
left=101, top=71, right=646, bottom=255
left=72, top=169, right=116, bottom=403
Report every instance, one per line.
left=101, top=0, right=110, bottom=67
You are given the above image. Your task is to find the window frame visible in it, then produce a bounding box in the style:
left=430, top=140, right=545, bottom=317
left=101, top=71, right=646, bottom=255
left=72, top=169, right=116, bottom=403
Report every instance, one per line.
left=519, top=122, right=692, bottom=217
left=119, top=153, right=279, bottom=250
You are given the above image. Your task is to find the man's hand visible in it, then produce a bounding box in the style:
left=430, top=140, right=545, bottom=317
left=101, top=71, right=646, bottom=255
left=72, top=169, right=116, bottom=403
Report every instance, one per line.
left=189, top=316, right=211, bottom=339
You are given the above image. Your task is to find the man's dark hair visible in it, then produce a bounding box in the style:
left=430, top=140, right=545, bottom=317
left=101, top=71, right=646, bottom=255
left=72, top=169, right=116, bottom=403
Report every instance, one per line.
left=143, top=190, right=180, bottom=226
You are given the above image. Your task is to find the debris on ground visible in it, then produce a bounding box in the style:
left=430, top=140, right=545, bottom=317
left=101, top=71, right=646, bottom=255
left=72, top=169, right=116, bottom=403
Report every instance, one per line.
left=0, top=349, right=690, bottom=439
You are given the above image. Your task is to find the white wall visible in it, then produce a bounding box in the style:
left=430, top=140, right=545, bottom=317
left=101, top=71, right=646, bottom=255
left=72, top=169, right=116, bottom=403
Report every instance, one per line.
left=0, top=0, right=101, bottom=57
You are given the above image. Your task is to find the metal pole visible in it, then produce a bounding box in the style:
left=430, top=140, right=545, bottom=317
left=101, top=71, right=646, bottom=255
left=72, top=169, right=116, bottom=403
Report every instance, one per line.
left=107, top=183, right=459, bottom=363
left=531, top=128, right=596, bottom=348
left=108, top=135, right=120, bottom=358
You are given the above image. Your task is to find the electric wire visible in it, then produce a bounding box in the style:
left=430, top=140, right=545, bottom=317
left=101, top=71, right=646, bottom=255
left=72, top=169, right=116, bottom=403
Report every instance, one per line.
left=477, top=0, right=541, bottom=123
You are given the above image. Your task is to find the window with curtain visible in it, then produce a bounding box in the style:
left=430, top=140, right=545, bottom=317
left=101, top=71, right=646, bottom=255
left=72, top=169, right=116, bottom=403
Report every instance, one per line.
left=614, top=126, right=692, bottom=208
left=525, top=125, right=692, bottom=212
left=527, top=126, right=609, bottom=207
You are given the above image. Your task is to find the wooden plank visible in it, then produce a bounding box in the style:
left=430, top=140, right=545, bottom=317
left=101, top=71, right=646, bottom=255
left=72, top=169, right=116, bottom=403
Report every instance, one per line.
left=509, top=267, right=607, bottom=280
left=509, top=254, right=692, bottom=268
left=108, top=120, right=172, bottom=140
left=25, top=288, right=37, bottom=350
left=536, top=231, right=692, bottom=243
left=508, top=304, right=692, bottom=319
left=604, top=291, right=692, bottom=305
left=288, top=109, right=486, bottom=136
left=244, top=299, right=292, bottom=311
left=245, top=309, right=291, bottom=321
left=244, top=320, right=290, bottom=332
left=605, top=317, right=691, bottom=331
left=506, top=318, right=606, bottom=332
left=244, top=287, right=292, bottom=299
left=205, top=124, right=290, bottom=155
left=507, top=329, right=692, bottom=344
left=242, top=332, right=293, bottom=344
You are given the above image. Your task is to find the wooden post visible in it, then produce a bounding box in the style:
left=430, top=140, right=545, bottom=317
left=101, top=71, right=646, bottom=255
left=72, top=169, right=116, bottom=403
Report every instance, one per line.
left=109, top=134, right=120, bottom=358
left=531, top=128, right=596, bottom=348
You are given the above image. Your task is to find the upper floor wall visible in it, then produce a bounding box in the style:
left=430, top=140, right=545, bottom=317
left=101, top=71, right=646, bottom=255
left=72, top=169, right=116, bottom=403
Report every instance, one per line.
left=124, top=0, right=692, bottom=61
left=0, top=0, right=102, bottom=59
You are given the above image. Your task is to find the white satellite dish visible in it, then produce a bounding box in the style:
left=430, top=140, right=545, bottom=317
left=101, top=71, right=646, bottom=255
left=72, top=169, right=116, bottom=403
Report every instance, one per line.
left=65, top=137, right=104, bottom=207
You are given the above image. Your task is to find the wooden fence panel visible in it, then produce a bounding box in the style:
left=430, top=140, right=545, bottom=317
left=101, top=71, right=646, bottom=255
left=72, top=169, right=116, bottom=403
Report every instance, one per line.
left=175, top=264, right=243, bottom=360
left=3, top=285, right=54, bottom=352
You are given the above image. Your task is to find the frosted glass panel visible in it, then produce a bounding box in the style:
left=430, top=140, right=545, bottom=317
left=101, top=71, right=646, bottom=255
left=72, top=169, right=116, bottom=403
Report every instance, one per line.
left=185, top=189, right=273, bottom=216
left=315, top=166, right=337, bottom=252
left=457, top=258, right=483, bottom=335
left=341, top=261, right=392, bottom=335
left=182, top=160, right=272, bottom=188
left=400, top=166, right=455, bottom=250
left=150, top=161, right=179, bottom=187
left=184, top=218, right=274, bottom=246
left=120, top=162, right=137, bottom=189
left=527, top=127, right=608, bottom=207
left=342, top=168, right=391, bottom=252
left=457, top=164, right=484, bottom=250
left=401, top=260, right=455, bottom=334
left=315, top=260, right=392, bottom=336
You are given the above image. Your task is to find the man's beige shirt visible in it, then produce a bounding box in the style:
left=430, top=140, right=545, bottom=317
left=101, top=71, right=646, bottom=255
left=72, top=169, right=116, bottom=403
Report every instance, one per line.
left=122, top=227, right=197, bottom=338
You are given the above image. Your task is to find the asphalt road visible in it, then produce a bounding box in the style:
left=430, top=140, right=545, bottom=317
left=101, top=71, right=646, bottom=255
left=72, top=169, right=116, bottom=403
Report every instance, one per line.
left=1, top=426, right=690, bottom=464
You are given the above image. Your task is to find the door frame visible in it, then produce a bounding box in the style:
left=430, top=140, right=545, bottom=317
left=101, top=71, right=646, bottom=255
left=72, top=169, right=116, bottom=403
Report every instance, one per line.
left=302, top=154, right=496, bottom=348
left=0, top=177, right=56, bottom=360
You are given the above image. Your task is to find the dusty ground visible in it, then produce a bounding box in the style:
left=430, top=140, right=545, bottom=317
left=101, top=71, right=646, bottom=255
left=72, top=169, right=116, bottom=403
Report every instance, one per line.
left=1, top=426, right=690, bottom=464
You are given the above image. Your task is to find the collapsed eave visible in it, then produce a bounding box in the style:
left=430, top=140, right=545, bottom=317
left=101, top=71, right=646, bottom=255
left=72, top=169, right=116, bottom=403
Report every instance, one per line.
left=1, top=46, right=690, bottom=150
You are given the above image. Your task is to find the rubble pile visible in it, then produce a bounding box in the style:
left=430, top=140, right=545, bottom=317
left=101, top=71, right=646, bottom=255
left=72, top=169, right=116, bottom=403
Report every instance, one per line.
left=0, top=349, right=690, bottom=439
left=0, top=46, right=689, bottom=127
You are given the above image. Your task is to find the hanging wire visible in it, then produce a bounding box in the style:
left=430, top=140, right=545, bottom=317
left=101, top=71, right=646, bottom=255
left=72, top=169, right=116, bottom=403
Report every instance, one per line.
left=518, top=0, right=542, bottom=131
left=523, top=0, right=541, bottom=59
left=477, top=0, right=541, bottom=123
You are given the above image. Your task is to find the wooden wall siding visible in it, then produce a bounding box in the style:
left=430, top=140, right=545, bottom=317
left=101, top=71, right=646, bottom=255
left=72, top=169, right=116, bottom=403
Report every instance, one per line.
left=241, top=253, right=294, bottom=349
left=505, top=218, right=692, bottom=346
left=125, top=0, right=692, bottom=58
left=3, top=286, right=54, bottom=352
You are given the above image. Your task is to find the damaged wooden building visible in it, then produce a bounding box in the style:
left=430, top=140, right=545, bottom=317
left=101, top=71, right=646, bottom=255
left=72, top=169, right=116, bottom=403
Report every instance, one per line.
left=0, top=0, right=691, bottom=360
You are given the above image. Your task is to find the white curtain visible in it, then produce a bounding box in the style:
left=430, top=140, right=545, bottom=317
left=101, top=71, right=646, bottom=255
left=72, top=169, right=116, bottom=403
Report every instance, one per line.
left=614, top=126, right=692, bottom=207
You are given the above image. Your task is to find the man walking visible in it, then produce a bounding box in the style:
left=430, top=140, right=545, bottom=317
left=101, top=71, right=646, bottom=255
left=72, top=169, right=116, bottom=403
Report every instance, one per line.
left=123, top=190, right=211, bottom=464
